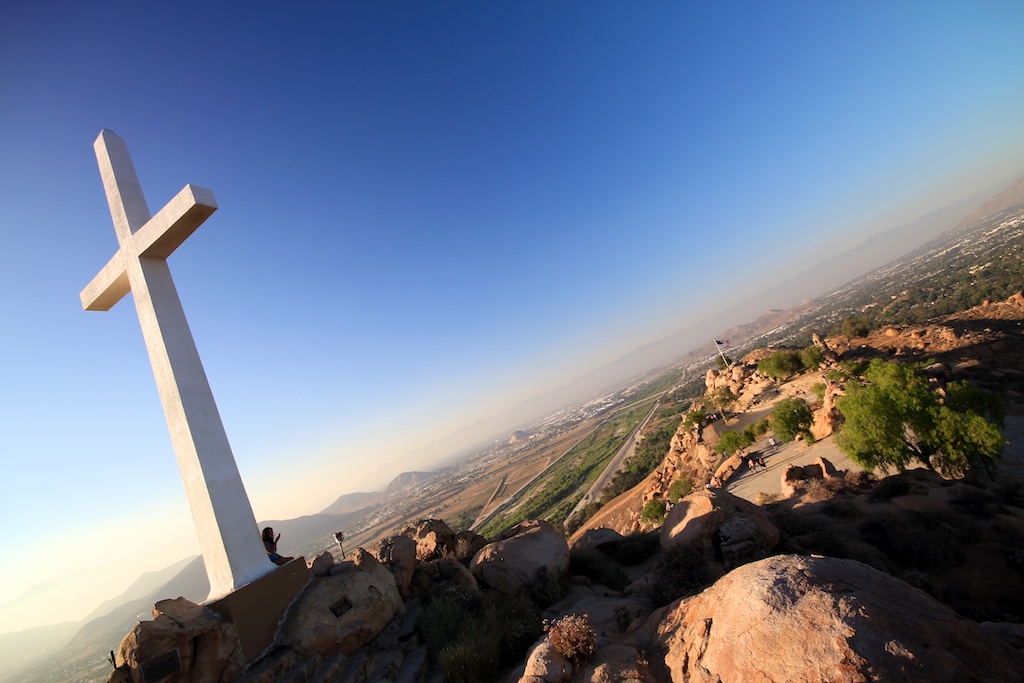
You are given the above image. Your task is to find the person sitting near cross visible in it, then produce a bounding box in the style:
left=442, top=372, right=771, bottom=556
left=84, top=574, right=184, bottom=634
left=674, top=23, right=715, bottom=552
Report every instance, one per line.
left=262, top=526, right=294, bottom=566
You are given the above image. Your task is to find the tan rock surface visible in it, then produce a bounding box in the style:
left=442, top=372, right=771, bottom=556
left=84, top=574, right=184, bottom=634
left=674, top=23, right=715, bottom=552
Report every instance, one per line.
left=114, top=597, right=244, bottom=683
left=279, top=551, right=402, bottom=657
left=471, top=519, right=569, bottom=594
left=660, top=489, right=779, bottom=561
left=641, top=555, right=1024, bottom=683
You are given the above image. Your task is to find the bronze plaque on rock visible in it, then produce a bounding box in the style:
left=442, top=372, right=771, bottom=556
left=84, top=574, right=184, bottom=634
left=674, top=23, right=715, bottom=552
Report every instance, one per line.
left=141, top=648, right=181, bottom=682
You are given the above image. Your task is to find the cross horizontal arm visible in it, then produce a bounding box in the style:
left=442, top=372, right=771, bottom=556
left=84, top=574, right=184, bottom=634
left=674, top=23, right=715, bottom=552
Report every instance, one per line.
left=81, top=251, right=129, bottom=311
left=134, top=184, right=217, bottom=259
left=80, top=184, right=217, bottom=312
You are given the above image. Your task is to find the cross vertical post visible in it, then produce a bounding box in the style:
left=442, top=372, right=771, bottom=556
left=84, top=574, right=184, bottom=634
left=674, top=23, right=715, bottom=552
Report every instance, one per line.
left=81, top=130, right=273, bottom=599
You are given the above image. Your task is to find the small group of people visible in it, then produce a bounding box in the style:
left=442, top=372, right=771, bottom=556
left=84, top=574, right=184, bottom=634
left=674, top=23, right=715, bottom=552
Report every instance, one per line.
left=742, top=451, right=768, bottom=473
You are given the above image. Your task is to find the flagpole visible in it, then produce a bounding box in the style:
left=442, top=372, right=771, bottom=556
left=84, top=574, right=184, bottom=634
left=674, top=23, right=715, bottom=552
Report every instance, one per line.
left=713, top=339, right=730, bottom=366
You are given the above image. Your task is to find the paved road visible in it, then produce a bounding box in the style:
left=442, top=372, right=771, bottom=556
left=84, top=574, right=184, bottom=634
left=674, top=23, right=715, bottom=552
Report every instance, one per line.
left=565, top=398, right=660, bottom=521
left=724, top=433, right=861, bottom=502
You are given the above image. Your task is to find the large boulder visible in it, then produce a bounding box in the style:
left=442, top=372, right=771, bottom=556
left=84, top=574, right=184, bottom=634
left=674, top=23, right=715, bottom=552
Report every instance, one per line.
left=570, top=527, right=625, bottom=553
left=640, top=555, right=1024, bottom=682
left=580, top=644, right=656, bottom=683
left=112, top=597, right=244, bottom=683
left=401, top=518, right=487, bottom=563
left=517, top=640, right=573, bottom=683
left=402, top=518, right=458, bottom=562
left=471, top=520, right=570, bottom=594
left=660, top=489, right=778, bottom=565
left=408, top=559, right=478, bottom=599
left=370, top=535, right=418, bottom=596
left=279, top=549, right=402, bottom=657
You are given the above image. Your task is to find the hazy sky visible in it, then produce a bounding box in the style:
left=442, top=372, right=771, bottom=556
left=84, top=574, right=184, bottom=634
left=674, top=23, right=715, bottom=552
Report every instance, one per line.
left=3, top=1, right=1024, bottom=632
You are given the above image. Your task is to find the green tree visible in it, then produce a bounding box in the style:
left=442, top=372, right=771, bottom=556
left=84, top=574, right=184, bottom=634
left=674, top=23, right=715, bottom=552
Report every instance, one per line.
left=800, top=345, right=824, bottom=370
left=716, top=429, right=754, bottom=455
left=770, top=397, right=814, bottom=443
left=757, top=351, right=804, bottom=380
left=706, top=387, right=737, bottom=414
left=682, top=408, right=706, bottom=431
left=835, top=359, right=1005, bottom=475
left=841, top=315, right=871, bottom=338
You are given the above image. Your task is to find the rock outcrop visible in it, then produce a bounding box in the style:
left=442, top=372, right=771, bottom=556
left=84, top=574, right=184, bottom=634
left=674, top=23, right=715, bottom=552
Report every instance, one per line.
left=470, top=519, right=569, bottom=594
left=112, top=597, right=245, bottom=683
left=369, top=534, right=417, bottom=596
left=400, top=518, right=487, bottom=564
left=279, top=550, right=402, bottom=658
left=660, top=490, right=779, bottom=566
left=810, top=379, right=844, bottom=439
left=640, top=554, right=1024, bottom=682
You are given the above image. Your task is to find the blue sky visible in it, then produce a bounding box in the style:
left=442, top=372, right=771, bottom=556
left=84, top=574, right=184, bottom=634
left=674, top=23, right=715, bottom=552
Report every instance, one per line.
left=3, top=1, right=1024, bottom=630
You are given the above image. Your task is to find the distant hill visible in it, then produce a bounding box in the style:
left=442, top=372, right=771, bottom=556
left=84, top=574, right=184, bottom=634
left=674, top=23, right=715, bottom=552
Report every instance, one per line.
left=0, top=621, right=80, bottom=681
left=383, top=471, right=433, bottom=495
left=957, top=175, right=1024, bottom=228
left=320, top=490, right=377, bottom=515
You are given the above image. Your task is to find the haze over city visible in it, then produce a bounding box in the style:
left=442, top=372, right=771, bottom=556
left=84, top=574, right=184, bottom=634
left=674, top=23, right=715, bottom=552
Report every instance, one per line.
left=3, top=2, right=1024, bottom=633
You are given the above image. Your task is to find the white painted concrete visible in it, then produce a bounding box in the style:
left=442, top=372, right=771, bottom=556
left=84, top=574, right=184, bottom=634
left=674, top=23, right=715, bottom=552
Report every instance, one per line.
left=81, top=130, right=273, bottom=599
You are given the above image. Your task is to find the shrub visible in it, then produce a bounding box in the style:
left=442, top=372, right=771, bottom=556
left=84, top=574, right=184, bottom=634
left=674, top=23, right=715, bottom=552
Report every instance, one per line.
left=758, top=351, right=804, bottom=380
left=846, top=470, right=876, bottom=488
left=755, top=491, right=779, bottom=506
left=810, top=382, right=827, bottom=401
left=668, top=475, right=693, bottom=502
left=544, top=614, right=596, bottom=665
left=641, top=498, right=667, bottom=524
left=647, top=546, right=711, bottom=605
left=870, top=475, right=911, bottom=501
left=805, top=478, right=836, bottom=502
left=420, top=585, right=542, bottom=682
left=613, top=605, right=633, bottom=632
left=569, top=548, right=629, bottom=591
left=438, top=631, right=501, bottom=683
left=530, top=565, right=565, bottom=607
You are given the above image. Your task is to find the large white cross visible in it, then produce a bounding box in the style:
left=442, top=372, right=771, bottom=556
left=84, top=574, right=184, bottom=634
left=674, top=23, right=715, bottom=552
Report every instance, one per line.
left=81, top=130, right=273, bottom=599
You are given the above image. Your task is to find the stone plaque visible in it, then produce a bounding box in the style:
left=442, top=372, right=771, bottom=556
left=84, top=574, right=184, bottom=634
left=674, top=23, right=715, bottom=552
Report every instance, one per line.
left=329, top=597, right=354, bottom=618
left=141, top=648, right=181, bottom=682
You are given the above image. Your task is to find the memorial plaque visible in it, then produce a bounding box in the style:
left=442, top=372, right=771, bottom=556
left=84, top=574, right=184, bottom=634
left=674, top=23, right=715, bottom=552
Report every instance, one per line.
left=141, top=649, right=181, bottom=683
left=329, top=597, right=354, bottom=618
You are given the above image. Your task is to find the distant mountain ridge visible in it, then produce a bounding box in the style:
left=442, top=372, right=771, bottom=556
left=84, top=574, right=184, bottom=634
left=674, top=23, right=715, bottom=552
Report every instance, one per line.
left=383, top=471, right=433, bottom=495
left=957, top=176, right=1024, bottom=228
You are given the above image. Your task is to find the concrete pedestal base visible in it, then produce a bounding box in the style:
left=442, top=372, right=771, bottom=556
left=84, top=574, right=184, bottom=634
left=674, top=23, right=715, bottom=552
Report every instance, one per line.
left=207, top=558, right=310, bottom=662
